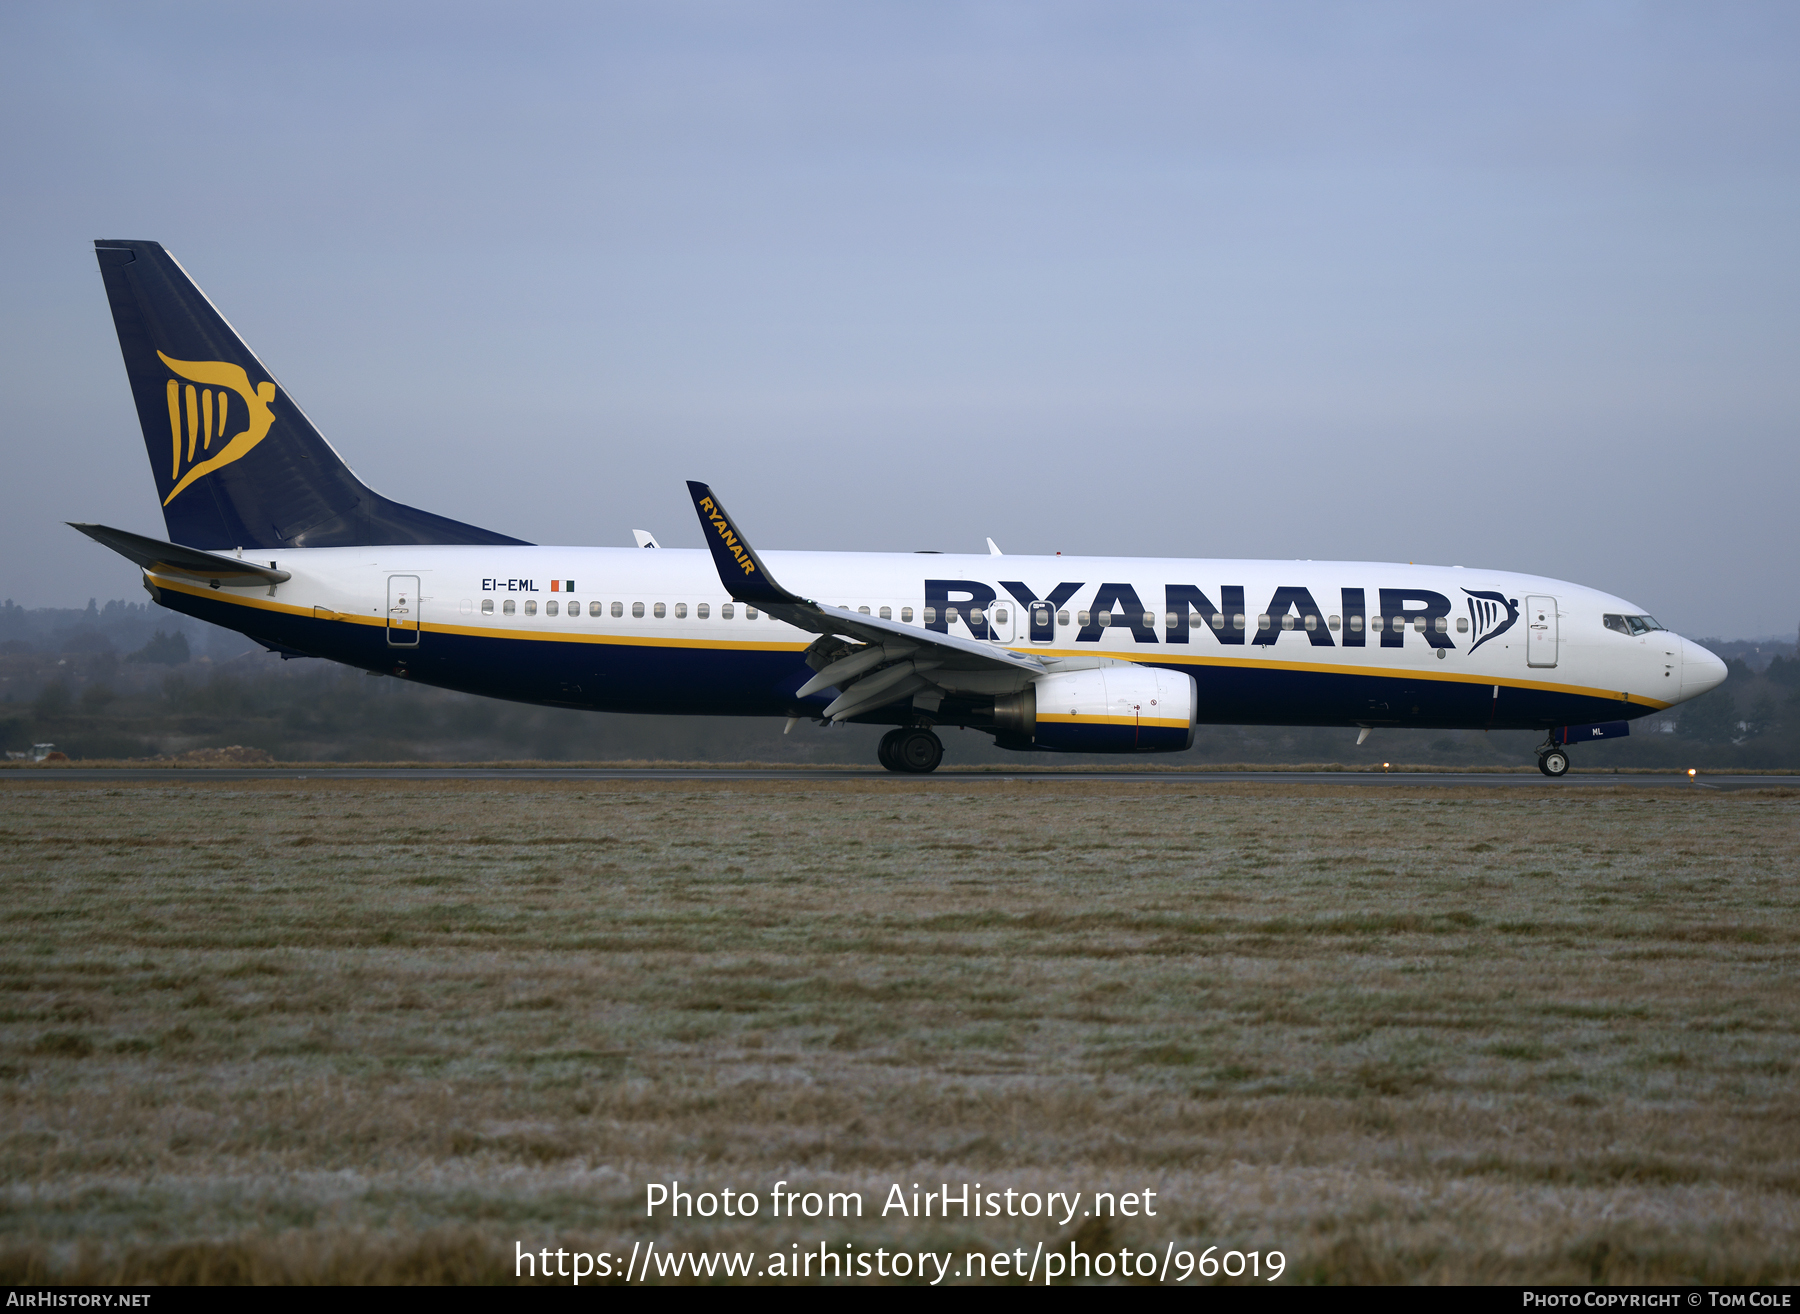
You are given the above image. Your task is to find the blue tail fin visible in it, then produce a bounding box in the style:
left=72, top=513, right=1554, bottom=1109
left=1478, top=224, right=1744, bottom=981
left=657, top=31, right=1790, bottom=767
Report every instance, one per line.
left=93, top=240, right=527, bottom=550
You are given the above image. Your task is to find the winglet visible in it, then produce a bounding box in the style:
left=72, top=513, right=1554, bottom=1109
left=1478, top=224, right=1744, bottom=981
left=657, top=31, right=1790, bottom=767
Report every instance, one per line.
left=685, top=481, right=808, bottom=608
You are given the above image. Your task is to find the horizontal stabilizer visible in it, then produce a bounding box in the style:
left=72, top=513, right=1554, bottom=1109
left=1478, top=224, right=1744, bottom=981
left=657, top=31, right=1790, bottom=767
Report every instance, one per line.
left=69, top=522, right=291, bottom=586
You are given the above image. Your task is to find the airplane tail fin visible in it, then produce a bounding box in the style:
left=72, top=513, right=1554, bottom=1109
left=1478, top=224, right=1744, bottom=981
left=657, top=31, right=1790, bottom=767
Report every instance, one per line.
left=92, top=240, right=527, bottom=550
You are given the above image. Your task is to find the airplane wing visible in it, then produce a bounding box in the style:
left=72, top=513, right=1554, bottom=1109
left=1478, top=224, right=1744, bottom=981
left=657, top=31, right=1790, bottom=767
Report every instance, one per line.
left=685, top=481, right=1046, bottom=720
left=69, top=522, right=292, bottom=586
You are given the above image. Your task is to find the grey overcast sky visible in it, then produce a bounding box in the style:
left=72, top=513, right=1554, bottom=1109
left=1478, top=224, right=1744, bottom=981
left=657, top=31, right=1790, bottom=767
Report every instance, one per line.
left=2, top=2, right=1796, bottom=637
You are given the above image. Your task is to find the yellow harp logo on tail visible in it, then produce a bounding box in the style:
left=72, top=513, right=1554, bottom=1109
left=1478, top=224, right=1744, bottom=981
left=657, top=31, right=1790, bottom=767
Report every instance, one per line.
left=156, top=352, right=277, bottom=505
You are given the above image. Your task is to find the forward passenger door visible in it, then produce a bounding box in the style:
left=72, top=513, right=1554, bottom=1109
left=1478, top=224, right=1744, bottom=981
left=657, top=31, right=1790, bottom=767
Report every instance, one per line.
left=1526, top=595, right=1557, bottom=668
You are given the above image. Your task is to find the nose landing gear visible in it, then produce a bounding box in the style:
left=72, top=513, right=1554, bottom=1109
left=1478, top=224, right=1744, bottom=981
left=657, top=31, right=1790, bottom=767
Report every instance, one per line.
left=878, top=727, right=944, bottom=774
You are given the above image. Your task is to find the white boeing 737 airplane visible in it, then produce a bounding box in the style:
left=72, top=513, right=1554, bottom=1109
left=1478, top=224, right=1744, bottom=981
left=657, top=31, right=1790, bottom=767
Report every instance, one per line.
left=74, top=241, right=1727, bottom=774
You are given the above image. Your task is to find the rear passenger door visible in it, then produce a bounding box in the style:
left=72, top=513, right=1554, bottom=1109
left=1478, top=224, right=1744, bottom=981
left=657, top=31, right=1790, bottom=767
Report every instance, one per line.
left=388, top=575, right=420, bottom=647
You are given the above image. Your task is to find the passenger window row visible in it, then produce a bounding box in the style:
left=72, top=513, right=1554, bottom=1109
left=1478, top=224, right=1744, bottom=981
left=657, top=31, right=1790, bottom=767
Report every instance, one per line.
left=920, top=607, right=1469, bottom=636
left=472, top=597, right=1469, bottom=639
left=478, top=598, right=760, bottom=620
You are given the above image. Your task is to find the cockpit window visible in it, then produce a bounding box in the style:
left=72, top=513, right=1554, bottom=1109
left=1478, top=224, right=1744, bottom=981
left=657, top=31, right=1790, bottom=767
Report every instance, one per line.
left=1604, top=613, right=1665, bottom=636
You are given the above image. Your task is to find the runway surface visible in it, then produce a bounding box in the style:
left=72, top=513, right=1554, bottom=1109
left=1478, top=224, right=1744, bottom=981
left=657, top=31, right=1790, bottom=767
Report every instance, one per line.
left=3, top=768, right=1792, bottom=790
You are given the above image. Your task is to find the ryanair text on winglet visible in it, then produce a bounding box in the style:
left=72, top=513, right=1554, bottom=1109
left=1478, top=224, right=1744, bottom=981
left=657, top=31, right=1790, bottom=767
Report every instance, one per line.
left=699, top=497, right=757, bottom=576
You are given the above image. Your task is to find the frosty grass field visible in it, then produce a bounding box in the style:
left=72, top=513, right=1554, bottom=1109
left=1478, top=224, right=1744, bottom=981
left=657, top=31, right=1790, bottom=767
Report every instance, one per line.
left=2, top=777, right=1796, bottom=1284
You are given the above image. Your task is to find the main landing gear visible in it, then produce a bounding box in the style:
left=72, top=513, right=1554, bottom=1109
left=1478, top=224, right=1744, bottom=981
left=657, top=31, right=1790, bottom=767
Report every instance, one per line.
left=878, top=727, right=944, bottom=774
left=1536, top=740, right=1571, bottom=778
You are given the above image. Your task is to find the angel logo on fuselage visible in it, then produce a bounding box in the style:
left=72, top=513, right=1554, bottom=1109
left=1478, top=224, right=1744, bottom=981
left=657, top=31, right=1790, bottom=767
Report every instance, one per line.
left=1463, top=588, right=1520, bottom=654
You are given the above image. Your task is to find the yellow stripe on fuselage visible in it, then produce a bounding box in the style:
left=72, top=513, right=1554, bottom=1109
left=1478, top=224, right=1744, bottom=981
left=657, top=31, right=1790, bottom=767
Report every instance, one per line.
left=148, top=574, right=811, bottom=653
left=1036, top=713, right=1191, bottom=728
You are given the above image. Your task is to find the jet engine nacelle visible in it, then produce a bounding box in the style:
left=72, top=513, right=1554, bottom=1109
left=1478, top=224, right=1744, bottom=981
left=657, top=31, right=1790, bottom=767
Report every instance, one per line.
left=993, top=665, right=1197, bottom=753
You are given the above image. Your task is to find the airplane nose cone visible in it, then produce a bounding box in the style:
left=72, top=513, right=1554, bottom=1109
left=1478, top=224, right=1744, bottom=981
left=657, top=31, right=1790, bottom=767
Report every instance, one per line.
left=1680, top=638, right=1728, bottom=701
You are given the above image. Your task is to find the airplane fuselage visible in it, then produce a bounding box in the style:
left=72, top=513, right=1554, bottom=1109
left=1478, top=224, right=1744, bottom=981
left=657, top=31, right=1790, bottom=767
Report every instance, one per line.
left=142, top=545, right=1720, bottom=736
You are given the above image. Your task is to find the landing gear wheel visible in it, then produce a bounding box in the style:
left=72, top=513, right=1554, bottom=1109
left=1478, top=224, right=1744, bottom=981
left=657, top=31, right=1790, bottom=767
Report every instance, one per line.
left=877, top=729, right=904, bottom=772
left=891, top=728, right=944, bottom=774
left=1538, top=749, right=1570, bottom=778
